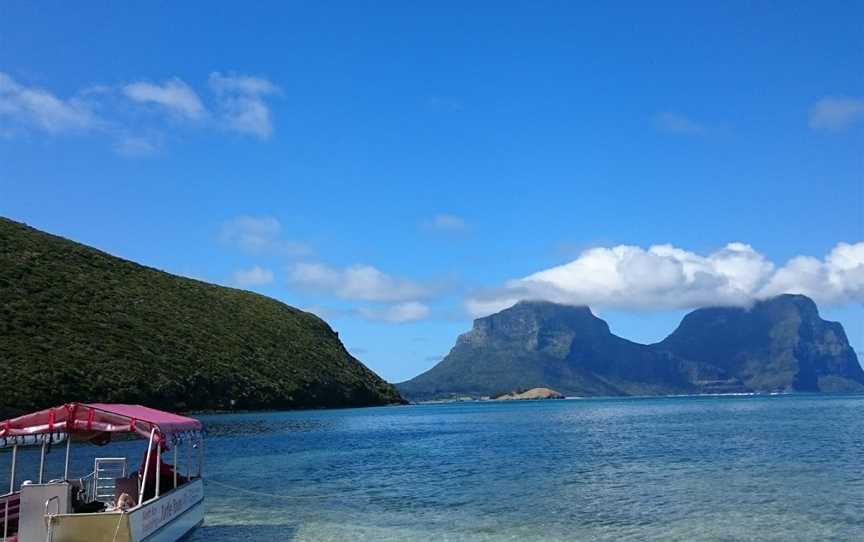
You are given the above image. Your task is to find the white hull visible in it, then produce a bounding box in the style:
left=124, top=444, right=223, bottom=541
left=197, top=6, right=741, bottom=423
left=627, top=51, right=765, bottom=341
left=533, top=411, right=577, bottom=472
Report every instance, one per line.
left=134, top=502, right=203, bottom=542
left=44, top=479, right=204, bottom=542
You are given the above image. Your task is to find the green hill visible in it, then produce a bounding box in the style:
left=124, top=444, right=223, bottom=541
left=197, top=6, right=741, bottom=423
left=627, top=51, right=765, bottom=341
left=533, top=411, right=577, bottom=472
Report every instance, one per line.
left=0, top=217, right=404, bottom=414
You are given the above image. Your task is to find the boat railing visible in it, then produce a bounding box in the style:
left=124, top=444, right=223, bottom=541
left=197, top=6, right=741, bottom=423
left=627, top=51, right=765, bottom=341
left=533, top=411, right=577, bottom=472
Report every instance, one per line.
left=80, top=470, right=97, bottom=503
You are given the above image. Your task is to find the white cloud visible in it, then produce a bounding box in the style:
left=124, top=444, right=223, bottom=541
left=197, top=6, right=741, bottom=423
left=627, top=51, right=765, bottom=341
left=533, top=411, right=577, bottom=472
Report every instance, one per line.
left=653, top=112, right=705, bottom=135
left=219, top=216, right=309, bottom=256
left=357, top=302, right=431, bottom=323
left=466, top=241, right=864, bottom=317
left=0, top=71, right=282, bottom=154
left=0, top=72, right=97, bottom=133
left=809, top=96, right=864, bottom=132
left=299, top=305, right=348, bottom=320
left=423, top=214, right=469, bottom=233
left=209, top=72, right=280, bottom=139
left=123, top=78, right=205, bottom=120
left=231, top=266, right=275, bottom=288
left=113, top=134, right=160, bottom=157
left=760, top=242, right=864, bottom=303
left=288, top=263, right=431, bottom=302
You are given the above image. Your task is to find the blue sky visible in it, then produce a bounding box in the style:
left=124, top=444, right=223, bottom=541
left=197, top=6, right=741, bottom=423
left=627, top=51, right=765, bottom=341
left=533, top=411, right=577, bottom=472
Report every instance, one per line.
left=2, top=1, right=863, bottom=382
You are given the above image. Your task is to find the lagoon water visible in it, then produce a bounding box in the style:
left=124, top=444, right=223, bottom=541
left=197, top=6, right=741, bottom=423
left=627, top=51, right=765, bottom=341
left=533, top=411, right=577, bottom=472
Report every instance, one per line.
left=194, top=395, right=864, bottom=541
left=5, top=395, right=864, bottom=540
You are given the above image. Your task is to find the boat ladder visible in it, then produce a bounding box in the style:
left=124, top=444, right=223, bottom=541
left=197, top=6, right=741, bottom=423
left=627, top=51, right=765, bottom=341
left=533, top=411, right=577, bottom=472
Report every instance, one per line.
left=93, top=458, right=127, bottom=503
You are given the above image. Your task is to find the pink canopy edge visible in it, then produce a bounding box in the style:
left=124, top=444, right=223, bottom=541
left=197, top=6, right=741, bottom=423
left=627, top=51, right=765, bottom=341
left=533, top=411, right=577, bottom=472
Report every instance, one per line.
left=0, top=403, right=202, bottom=442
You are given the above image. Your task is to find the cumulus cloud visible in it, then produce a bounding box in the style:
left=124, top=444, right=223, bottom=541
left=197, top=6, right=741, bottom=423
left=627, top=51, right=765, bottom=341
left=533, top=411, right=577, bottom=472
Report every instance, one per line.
left=0, top=72, right=98, bottom=133
left=466, top=241, right=864, bottom=317
left=422, top=214, right=469, bottom=233
left=123, top=78, right=205, bottom=120
left=231, top=266, right=275, bottom=288
left=653, top=112, right=705, bottom=135
left=219, top=216, right=309, bottom=256
left=288, top=262, right=432, bottom=302
left=809, top=96, right=864, bottom=132
left=209, top=72, right=280, bottom=139
left=357, top=301, right=431, bottom=323
left=760, top=242, right=864, bottom=303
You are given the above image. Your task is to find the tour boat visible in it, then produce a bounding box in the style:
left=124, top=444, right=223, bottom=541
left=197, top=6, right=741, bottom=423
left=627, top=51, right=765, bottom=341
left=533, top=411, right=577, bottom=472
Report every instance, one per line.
left=1, top=403, right=204, bottom=542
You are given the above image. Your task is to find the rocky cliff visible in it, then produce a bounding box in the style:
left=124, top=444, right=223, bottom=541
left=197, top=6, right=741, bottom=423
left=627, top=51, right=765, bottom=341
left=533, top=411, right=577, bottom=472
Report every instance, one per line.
left=398, top=296, right=864, bottom=400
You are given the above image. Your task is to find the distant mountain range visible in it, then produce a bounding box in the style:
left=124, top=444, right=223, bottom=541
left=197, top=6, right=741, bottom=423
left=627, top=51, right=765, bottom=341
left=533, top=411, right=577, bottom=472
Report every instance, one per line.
left=0, top=217, right=404, bottom=415
left=397, top=295, right=864, bottom=400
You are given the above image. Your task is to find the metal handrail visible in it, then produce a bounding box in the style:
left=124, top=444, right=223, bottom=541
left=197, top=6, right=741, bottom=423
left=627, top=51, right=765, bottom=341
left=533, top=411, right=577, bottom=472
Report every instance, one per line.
left=43, top=495, right=60, bottom=528
left=44, top=495, right=60, bottom=542
left=44, top=496, right=59, bottom=517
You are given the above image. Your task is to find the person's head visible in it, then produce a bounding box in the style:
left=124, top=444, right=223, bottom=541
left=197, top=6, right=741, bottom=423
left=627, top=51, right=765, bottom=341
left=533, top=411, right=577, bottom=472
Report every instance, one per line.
left=117, top=493, right=134, bottom=511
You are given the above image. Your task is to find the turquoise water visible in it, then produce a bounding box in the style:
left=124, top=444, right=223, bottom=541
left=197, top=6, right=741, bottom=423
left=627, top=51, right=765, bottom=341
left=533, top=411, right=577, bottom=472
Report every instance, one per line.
left=194, top=395, right=863, bottom=541
left=4, top=395, right=864, bottom=540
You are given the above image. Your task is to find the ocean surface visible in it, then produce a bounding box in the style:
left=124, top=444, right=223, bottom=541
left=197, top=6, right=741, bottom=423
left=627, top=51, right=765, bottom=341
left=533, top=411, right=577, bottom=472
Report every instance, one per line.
left=4, top=395, right=864, bottom=540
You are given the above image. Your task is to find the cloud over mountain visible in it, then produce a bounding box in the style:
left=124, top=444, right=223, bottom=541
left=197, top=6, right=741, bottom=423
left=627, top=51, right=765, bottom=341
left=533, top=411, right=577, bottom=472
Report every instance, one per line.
left=467, top=241, right=864, bottom=317
left=231, top=266, right=275, bottom=288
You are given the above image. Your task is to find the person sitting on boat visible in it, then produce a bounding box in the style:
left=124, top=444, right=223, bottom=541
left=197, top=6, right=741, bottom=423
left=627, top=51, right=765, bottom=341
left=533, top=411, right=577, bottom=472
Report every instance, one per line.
left=138, top=445, right=189, bottom=501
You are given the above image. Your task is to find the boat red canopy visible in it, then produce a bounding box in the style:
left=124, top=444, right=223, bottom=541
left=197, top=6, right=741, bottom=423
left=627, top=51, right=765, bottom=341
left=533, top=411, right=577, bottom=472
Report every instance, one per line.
left=0, top=403, right=202, bottom=448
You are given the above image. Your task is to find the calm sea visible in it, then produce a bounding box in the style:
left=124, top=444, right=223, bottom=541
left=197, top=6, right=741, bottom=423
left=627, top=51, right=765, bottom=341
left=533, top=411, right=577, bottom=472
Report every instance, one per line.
left=4, top=395, right=864, bottom=540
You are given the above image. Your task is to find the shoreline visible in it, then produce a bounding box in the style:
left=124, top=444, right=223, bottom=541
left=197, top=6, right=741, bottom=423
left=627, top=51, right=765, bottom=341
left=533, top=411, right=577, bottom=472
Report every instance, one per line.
left=409, top=389, right=855, bottom=405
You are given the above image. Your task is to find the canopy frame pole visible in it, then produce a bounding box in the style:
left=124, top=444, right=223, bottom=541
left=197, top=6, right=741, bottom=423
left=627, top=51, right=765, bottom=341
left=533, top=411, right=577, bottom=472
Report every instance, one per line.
left=63, top=433, right=71, bottom=479
left=38, top=440, right=47, bottom=483
left=155, top=442, right=161, bottom=498
left=9, top=444, right=17, bottom=492
left=197, top=438, right=203, bottom=477
left=138, top=428, right=156, bottom=506
left=173, top=445, right=178, bottom=490
left=187, top=439, right=192, bottom=479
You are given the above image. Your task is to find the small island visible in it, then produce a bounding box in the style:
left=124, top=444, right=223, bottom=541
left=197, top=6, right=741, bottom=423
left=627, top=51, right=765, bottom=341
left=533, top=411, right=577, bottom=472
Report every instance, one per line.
left=491, top=388, right=565, bottom=401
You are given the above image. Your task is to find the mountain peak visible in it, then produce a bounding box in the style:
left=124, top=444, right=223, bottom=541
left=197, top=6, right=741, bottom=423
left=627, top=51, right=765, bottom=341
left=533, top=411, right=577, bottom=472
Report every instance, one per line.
left=399, top=294, right=864, bottom=400
left=758, top=293, right=820, bottom=315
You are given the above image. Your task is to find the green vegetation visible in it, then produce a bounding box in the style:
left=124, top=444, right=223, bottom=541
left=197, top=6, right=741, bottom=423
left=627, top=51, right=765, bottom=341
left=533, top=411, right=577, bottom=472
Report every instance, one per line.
left=0, top=217, right=404, bottom=415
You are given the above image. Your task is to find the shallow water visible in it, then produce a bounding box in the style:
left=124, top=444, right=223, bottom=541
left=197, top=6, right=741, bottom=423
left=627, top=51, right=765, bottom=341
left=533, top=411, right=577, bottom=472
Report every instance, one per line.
left=4, top=395, right=864, bottom=540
